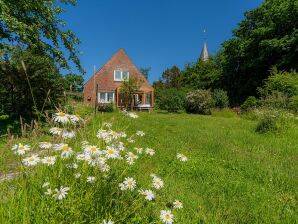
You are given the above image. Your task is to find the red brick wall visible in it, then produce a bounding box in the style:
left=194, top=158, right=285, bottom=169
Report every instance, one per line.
left=83, top=48, right=153, bottom=106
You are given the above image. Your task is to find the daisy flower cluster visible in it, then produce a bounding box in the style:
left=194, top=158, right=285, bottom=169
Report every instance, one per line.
left=121, top=109, right=139, bottom=119
left=10, top=111, right=187, bottom=223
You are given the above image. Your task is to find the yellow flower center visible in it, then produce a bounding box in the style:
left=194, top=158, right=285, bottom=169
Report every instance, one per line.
left=29, top=158, right=35, bottom=161
left=165, top=214, right=170, bottom=219
left=59, top=112, right=65, bottom=117
left=127, top=181, right=132, bottom=186
left=91, top=147, right=97, bottom=152
left=19, top=146, right=24, bottom=150
left=56, top=128, right=61, bottom=131
left=62, top=146, right=70, bottom=151
left=47, top=159, right=52, bottom=162
left=108, top=149, right=114, bottom=154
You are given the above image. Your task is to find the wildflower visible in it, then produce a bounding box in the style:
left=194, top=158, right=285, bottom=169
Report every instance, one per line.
left=119, top=183, right=127, bottom=191
left=87, top=176, right=96, bottom=183
left=39, top=142, right=52, bottom=149
left=160, top=210, right=174, bottom=224
left=99, top=163, right=110, bottom=173
left=41, top=156, right=56, bottom=166
left=53, top=112, right=70, bottom=123
left=52, top=186, right=69, bottom=200
left=61, top=130, right=76, bottom=139
left=76, top=153, right=86, bottom=161
left=126, top=152, right=138, bottom=165
left=139, top=189, right=155, bottom=201
left=42, top=182, right=50, bottom=188
left=49, top=127, right=62, bottom=135
left=134, top=147, right=143, bottom=154
left=152, top=177, right=164, bottom=189
left=12, top=143, right=30, bottom=155
left=103, top=122, right=112, bottom=128
left=74, top=173, right=81, bottom=178
left=98, top=156, right=107, bottom=165
left=81, top=141, right=89, bottom=146
left=69, top=114, right=81, bottom=123
left=54, top=144, right=74, bottom=158
left=84, top=145, right=101, bottom=155
left=23, top=154, right=40, bottom=166
left=136, top=131, right=145, bottom=136
left=104, top=146, right=119, bottom=159
left=85, top=153, right=99, bottom=166
left=173, top=200, right=183, bottom=209
left=127, top=138, right=135, bottom=143
left=177, top=153, right=188, bottom=162
left=145, top=148, right=155, bottom=156
left=103, top=219, right=114, bottom=224
left=120, top=132, right=127, bottom=138
left=66, top=163, right=78, bottom=169
left=45, top=188, right=52, bottom=195
left=123, top=177, right=136, bottom=190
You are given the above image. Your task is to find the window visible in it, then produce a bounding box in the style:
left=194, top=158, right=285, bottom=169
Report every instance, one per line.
left=114, top=70, right=129, bottom=81
left=98, top=92, right=114, bottom=103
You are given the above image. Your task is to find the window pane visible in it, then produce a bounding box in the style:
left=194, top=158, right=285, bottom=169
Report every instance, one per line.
left=123, top=71, right=129, bottom=80
left=115, top=70, right=122, bottom=80
left=107, top=92, right=114, bottom=102
left=145, top=93, right=151, bottom=105
left=100, top=92, right=106, bottom=101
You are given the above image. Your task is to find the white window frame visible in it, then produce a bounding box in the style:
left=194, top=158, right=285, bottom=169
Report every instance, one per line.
left=114, top=70, right=129, bottom=81
left=98, top=92, right=115, bottom=103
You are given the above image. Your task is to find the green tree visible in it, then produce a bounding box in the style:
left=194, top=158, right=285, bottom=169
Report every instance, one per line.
left=119, top=77, right=142, bottom=109
left=0, top=48, right=65, bottom=118
left=219, top=0, right=298, bottom=104
left=161, top=66, right=183, bottom=89
left=0, top=0, right=83, bottom=73
left=183, top=57, right=222, bottom=90
left=64, top=73, right=84, bottom=92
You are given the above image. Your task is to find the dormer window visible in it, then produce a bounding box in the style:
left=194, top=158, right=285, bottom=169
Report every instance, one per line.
left=114, top=70, right=129, bottom=81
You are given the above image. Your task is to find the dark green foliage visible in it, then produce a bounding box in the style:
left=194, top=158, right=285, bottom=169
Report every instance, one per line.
left=183, top=57, right=222, bottom=90
left=219, top=0, right=298, bottom=104
left=289, top=96, right=298, bottom=113
left=212, top=89, right=229, bottom=109
left=185, top=89, right=214, bottom=115
left=0, top=49, right=65, bottom=119
left=160, top=66, right=183, bottom=89
left=0, top=0, right=83, bottom=73
left=155, top=89, right=186, bottom=112
left=241, top=96, right=260, bottom=111
left=98, top=102, right=114, bottom=112
left=139, top=67, right=151, bottom=80
left=64, top=73, right=84, bottom=92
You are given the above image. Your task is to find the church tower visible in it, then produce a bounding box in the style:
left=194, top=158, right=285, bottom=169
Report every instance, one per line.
left=200, top=30, right=209, bottom=61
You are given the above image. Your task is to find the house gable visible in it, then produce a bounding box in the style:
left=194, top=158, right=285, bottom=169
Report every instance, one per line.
left=84, top=48, right=153, bottom=106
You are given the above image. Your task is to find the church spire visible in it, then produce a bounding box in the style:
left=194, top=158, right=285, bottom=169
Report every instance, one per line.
left=200, top=29, right=209, bottom=61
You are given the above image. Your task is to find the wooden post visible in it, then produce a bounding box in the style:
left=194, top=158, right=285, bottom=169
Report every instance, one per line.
left=93, top=65, right=97, bottom=116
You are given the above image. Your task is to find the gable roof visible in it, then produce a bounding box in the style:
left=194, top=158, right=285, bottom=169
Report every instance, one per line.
left=84, top=48, right=153, bottom=91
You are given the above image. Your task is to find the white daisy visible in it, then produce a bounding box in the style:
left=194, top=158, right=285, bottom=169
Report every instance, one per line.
left=74, top=173, right=81, bottom=178
left=45, top=188, right=53, bottom=195
left=103, top=219, right=114, bottom=224
left=103, top=122, right=112, bottom=128
left=125, top=152, right=138, bottom=165
left=127, top=138, right=135, bottom=143
left=84, top=145, right=101, bottom=155
left=134, top=147, right=143, bottom=154
left=85, top=153, right=99, bottom=166
left=152, top=177, right=164, bottom=189
left=53, top=112, right=70, bottom=123
left=23, top=154, right=40, bottom=166
left=76, top=153, right=86, bottom=161
left=12, top=143, right=30, bottom=155
left=87, top=176, right=96, bottom=183
left=99, top=163, right=110, bottom=173
left=49, top=127, right=62, bottom=135
left=177, top=153, right=188, bottom=162
left=104, top=146, right=119, bottom=159
left=173, top=200, right=183, bottom=209
left=119, top=183, right=127, bottom=191
left=52, top=186, right=70, bottom=200
left=139, top=189, right=155, bottom=201
left=61, top=130, right=76, bottom=139
left=69, top=114, right=82, bottom=124
left=42, top=182, right=50, bottom=188
left=136, top=131, right=145, bottom=136
left=145, top=148, right=155, bottom=156
left=39, top=142, right=52, bottom=149
left=123, top=177, right=136, bottom=190
left=41, top=156, right=56, bottom=166
left=160, top=210, right=174, bottom=224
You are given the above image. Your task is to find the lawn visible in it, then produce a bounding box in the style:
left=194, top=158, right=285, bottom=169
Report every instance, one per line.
left=0, top=110, right=297, bottom=223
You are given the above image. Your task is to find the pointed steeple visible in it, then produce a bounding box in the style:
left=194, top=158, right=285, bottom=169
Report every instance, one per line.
left=200, top=29, right=209, bottom=61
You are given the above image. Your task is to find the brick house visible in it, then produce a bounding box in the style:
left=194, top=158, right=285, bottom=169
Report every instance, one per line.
left=83, top=48, right=154, bottom=110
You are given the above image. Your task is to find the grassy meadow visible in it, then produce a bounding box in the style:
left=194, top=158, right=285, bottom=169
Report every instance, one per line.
left=0, top=108, right=297, bottom=223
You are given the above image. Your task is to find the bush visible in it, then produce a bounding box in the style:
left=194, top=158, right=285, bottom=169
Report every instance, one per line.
left=185, top=89, right=214, bottom=114
left=98, top=102, right=114, bottom=112
left=155, top=89, right=186, bottom=112
left=241, top=96, right=260, bottom=111
left=255, top=109, right=291, bottom=134
left=289, top=96, right=298, bottom=113
left=212, top=89, right=229, bottom=109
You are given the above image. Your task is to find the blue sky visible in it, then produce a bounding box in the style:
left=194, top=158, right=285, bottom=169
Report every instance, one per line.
left=60, top=0, right=263, bottom=83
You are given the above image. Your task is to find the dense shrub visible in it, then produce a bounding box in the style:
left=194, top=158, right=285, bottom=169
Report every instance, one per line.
left=288, top=96, right=298, bottom=113
left=185, top=89, right=214, bottom=115
left=255, top=110, right=291, bottom=134
left=241, top=96, right=260, bottom=111
left=98, top=102, right=114, bottom=112
left=155, top=89, right=186, bottom=112
left=212, top=89, right=229, bottom=109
